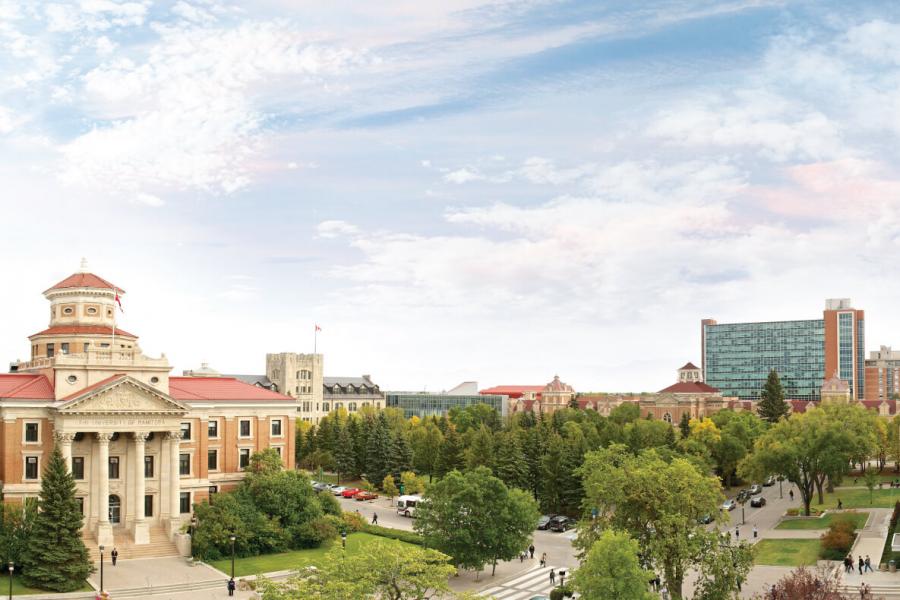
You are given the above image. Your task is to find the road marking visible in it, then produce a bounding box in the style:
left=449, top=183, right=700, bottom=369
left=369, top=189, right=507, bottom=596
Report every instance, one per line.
left=480, top=566, right=574, bottom=600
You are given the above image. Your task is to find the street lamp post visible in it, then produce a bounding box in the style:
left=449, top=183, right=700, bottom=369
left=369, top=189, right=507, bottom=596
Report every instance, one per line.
left=778, top=475, right=784, bottom=500
left=341, top=531, right=347, bottom=550
left=98, top=545, right=104, bottom=594
left=8, top=561, right=13, bottom=600
left=229, top=535, right=236, bottom=581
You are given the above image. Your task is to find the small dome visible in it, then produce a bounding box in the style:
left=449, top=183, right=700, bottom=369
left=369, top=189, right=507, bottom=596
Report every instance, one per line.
left=544, top=375, right=573, bottom=393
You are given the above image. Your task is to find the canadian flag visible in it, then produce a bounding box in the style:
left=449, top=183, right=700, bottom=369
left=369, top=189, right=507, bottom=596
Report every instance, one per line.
left=315, top=324, right=322, bottom=332
left=115, top=290, right=124, bottom=313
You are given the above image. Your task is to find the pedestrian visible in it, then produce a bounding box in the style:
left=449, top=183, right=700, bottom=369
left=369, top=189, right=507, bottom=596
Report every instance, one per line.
left=519, top=551, right=525, bottom=562
left=734, top=525, right=740, bottom=540
left=838, top=499, right=843, bottom=510
left=661, top=585, right=670, bottom=600
left=227, top=578, right=236, bottom=597
left=372, top=512, right=378, bottom=525
left=559, top=570, right=566, bottom=586
left=844, top=556, right=850, bottom=573
left=848, top=555, right=856, bottom=573
left=111, top=547, right=118, bottom=566
left=529, top=544, right=535, bottom=559
left=549, top=569, right=556, bottom=585
left=858, top=556, right=864, bottom=573
left=540, top=552, right=547, bottom=568
left=789, top=489, right=794, bottom=501
left=753, top=525, right=758, bottom=539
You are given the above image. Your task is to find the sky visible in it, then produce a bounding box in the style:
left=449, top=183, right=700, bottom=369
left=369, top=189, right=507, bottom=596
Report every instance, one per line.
left=3, top=1, right=900, bottom=393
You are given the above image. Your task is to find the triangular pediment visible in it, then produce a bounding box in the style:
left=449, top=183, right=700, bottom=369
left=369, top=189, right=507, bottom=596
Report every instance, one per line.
left=57, top=376, right=188, bottom=415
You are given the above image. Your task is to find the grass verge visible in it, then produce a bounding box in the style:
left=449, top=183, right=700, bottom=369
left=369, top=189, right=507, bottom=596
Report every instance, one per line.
left=776, top=512, right=869, bottom=531
left=753, top=539, right=822, bottom=567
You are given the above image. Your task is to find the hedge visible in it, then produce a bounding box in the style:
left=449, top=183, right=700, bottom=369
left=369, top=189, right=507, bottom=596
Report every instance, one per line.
left=362, top=523, right=424, bottom=546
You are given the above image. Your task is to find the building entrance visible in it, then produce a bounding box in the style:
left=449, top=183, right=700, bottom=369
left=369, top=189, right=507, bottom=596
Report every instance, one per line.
left=109, top=495, right=121, bottom=524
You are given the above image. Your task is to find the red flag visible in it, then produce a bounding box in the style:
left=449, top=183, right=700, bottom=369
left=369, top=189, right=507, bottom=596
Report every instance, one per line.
left=115, top=291, right=124, bottom=313
left=315, top=324, right=322, bottom=332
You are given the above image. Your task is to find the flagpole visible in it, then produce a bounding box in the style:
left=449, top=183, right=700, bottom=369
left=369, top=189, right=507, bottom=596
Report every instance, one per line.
left=111, top=291, right=116, bottom=359
left=314, top=326, right=317, bottom=355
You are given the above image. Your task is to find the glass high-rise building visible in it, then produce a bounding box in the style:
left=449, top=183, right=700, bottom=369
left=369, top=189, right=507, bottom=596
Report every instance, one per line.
left=702, top=299, right=864, bottom=401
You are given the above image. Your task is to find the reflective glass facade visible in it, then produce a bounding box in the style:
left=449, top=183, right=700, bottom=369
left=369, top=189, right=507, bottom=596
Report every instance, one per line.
left=385, top=393, right=507, bottom=419
left=703, top=319, right=825, bottom=400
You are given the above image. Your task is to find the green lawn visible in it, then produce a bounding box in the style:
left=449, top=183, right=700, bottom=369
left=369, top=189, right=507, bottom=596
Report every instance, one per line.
left=776, top=511, right=869, bottom=530
left=208, top=532, right=411, bottom=577
left=753, top=539, right=822, bottom=567
left=817, top=488, right=900, bottom=509
left=0, top=573, right=92, bottom=596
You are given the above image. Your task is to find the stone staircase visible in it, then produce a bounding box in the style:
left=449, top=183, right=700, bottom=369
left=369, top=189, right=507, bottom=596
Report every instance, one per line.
left=84, top=526, right=181, bottom=561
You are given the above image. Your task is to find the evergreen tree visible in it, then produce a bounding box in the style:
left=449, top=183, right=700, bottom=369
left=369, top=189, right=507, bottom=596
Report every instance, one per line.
left=464, top=425, right=495, bottom=470
left=521, top=426, right=546, bottom=499
left=436, top=415, right=451, bottom=435
left=758, top=369, right=790, bottom=423
left=317, top=416, right=337, bottom=456
left=388, top=431, right=413, bottom=483
left=22, top=447, right=92, bottom=592
left=350, top=417, right=367, bottom=478
left=434, top=427, right=464, bottom=477
left=303, top=424, right=318, bottom=460
left=493, top=432, right=528, bottom=490
left=539, top=433, right=565, bottom=513
left=664, top=423, right=677, bottom=447
left=335, top=424, right=355, bottom=484
left=365, top=413, right=392, bottom=484
left=559, top=436, right=585, bottom=515
left=568, top=396, right=579, bottom=409
left=678, top=412, right=691, bottom=439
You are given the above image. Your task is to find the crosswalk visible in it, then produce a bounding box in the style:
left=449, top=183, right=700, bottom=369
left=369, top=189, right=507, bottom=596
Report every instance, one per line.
left=479, top=565, right=575, bottom=600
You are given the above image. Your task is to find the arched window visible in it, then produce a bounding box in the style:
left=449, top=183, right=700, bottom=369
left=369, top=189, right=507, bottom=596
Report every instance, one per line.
left=663, top=413, right=673, bottom=424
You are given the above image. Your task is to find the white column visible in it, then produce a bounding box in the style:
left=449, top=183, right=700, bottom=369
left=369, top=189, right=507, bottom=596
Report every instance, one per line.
left=132, top=432, right=150, bottom=544
left=96, top=433, right=114, bottom=545
left=55, top=431, right=74, bottom=471
left=167, top=431, right=183, bottom=537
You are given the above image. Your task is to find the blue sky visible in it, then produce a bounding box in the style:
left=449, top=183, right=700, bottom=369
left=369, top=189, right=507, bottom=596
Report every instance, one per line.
left=3, top=1, right=900, bottom=392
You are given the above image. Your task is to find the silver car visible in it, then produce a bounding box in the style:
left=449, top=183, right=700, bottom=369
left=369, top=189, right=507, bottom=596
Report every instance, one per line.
left=721, top=499, right=737, bottom=511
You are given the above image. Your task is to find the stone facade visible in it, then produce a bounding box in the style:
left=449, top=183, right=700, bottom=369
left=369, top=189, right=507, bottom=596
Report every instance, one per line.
left=266, top=353, right=324, bottom=423
left=1, top=266, right=296, bottom=547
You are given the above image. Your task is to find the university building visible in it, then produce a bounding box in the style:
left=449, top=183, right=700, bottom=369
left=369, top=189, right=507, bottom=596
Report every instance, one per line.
left=702, top=298, right=865, bottom=401
left=1, top=266, right=296, bottom=550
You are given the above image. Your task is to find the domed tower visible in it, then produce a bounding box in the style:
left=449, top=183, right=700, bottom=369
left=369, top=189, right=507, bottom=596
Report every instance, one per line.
left=17, top=260, right=170, bottom=398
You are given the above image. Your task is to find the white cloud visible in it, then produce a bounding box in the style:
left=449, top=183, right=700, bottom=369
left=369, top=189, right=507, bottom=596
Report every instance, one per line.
left=443, top=168, right=486, bottom=184
left=134, top=192, right=164, bottom=207
left=316, top=220, right=360, bottom=238
left=0, top=106, right=17, bottom=133
left=94, top=35, right=116, bottom=55
left=45, top=1, right=149, bottom=33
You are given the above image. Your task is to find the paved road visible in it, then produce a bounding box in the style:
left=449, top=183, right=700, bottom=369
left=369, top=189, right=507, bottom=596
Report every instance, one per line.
left=479, top=563, right=574, bottom=600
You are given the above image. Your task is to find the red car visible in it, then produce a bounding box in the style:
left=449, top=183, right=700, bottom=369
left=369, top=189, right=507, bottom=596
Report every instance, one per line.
left=341, top=488, right=362, bottom=498
left=355, top=491, right=378, bottom=501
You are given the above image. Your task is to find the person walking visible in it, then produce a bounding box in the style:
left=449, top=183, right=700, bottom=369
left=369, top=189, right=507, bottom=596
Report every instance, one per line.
left=661, top=585, right=670, bottom=600
left=848, top=555, right=856, bottom=573
left=838, top=499, right=843, bottom=510
left=858, top=556, right=864, bottom=574
left=111, top=547, right=118, bottom=566
left=753, top=525, right=758, bottom=539
left=529, top=544, right=535, bottom=559
left=549, top=569, right=556, bottom=585
left=372, top=513, right=378, bottom=525
left=844, top=556, right=851, bottom=573
left=540, top=552, right=547, bottom=568
left=734, top=525, right=740, bottom=540
left=227, top=578, right=236, bottom=597
left=558, top=570, right=566, bottom=586
left=789, top=489, right=794, bottom=501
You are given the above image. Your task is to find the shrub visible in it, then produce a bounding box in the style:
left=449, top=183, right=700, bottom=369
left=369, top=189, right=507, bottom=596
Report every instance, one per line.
left=820, top=513, right=858, bottom=560
left=290, top=516, right=339, bottom=549
left=362, top=523, right=425, bottom=546
left=316, top=491, right=342, bottom=517
left=342, top=511, right=366, bottom=533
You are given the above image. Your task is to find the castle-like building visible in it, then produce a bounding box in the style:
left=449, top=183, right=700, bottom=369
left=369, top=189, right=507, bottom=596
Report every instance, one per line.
left=0, top=264, right=296, bottom=550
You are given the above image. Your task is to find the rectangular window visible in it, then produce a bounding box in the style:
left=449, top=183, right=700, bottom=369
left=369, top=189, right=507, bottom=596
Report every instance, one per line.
left=60, top=342, right=69, bottom=355
left=179, top=453, right=190, bottom=476
left=46, top=343, right=55, bottom=358
left=25, top=456, right=38, bottom=480
left=239, top=448, right=250, bottom=469
left=72, top=456, right=85, bottom=480
left=24, top=422, right=39, bottom=443
left=83, top=342, right=90, bottom=352
left=144, top=494, right=153, bottom=518
left=207, top=449, right=218, bottom=471
left=271, top=419, right=282, bottom=437
left=76, top=497, right=84, bottom=515
left=209, top=485, right=218, bottom=496
left=145, top=455, right=154, bottom=478
left=208, top=420, right=218, bottom=439
left=180, top=422, right=192, bottom=441
left=109, top=456, right=120, bottom=479
left=273, top=446, right=282, bottom=458
left=179, top=492, right=190, bottom=514
left=239, top=420, right=251, bottom=437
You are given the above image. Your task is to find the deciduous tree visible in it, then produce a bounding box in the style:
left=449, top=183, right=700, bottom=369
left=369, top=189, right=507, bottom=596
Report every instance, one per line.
left=571, top=529, right=654, bottom=600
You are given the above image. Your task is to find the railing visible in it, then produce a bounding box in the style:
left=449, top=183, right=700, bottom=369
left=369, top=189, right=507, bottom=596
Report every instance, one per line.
left=15, top=351, right=168, bottom=370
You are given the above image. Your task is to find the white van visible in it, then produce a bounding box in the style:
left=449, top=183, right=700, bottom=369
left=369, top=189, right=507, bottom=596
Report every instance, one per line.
left=396, top=495, right=423, bottom=517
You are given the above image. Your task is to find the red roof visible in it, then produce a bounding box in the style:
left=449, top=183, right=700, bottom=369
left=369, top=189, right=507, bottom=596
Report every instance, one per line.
left=45, top=272, right=123, bottom=294
left=0, top=374, right=55, bottom=399
left=480, top=385, right=544, bottom=399
left=169, top=377, right=295, bottom=402
left=30, top=325, right=137, bottom=339
left=679, top=362, right=700, bottom=371
left=790, top=399, right=813, bottom=413
left=658, top=381, right=719, bottom=394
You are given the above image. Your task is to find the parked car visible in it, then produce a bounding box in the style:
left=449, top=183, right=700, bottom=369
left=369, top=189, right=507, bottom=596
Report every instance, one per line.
left=331, top=486, right=348, bottom=496
left=341, top=488, right=362, bottom=498
left=750, top=496, right=766, bottom=507
left=736, top=489, right=751, bottom=503
left=548, top=516, right=573, bottom=532
left=763, top=476, right=776, bottom=487
left=536, top=515, right=557, bottom=530
left=355, top=491, right=379, bottom=501
left=698, top=514, right=714, bottom=524
left=721, top=499, right=737, bottom=511
left=749, top=484, right=763, bottom=495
